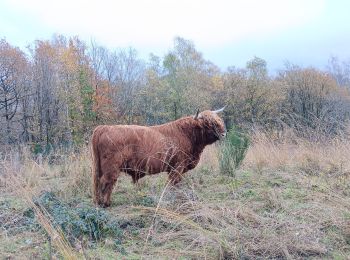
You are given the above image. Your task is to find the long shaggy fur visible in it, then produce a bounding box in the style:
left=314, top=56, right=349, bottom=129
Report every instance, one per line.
left=91, top=110, right=226, bottom=207
left=91, top=125, right=104, bottom=204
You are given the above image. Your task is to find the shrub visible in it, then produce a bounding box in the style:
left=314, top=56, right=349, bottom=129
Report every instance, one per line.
left=219, top=127, right=250, bottom=176
left=26, top=191, right=123, bottom=243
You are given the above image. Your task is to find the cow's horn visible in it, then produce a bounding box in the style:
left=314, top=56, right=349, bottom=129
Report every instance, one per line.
left=212, top=105, right=226, bottom=114
left=193, top=109, right=200, bottom=120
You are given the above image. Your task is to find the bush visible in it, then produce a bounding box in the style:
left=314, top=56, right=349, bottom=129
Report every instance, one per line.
left=219, top=127, right=250, bottom=176
left=26, top=191, right=123, bottom=243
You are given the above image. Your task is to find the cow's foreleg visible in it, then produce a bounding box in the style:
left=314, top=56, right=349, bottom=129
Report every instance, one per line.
left=168, top=167, right=184, bottom=185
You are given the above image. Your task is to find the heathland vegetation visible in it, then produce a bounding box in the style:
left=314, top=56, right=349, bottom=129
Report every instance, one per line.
left=1, top=36, right=350, bottom=258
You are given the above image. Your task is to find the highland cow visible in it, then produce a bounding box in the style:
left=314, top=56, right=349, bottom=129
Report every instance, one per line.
left=91, top=108, right=226, bottom=207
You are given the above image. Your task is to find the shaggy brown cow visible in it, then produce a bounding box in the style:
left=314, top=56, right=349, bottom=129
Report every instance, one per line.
left=91, top=108, right=226, bottom=207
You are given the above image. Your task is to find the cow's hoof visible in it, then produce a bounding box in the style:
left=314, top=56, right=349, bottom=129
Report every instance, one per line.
left=102, top=202, right=111, bottom=208
left=96, top=201, right=110, bottom=208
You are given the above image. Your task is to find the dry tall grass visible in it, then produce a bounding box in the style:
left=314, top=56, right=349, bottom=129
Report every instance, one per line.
left=245, top=130, right=350, bottom=176
left=0, top=135, right=350, bottom=259
left=0, top=147, right=87, bottom=259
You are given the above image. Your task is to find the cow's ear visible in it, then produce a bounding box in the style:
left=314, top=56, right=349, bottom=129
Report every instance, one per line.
left=193, top=109, right=201, bottom=120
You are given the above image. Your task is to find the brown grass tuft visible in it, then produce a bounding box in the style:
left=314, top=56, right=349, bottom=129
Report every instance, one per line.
left=1, top=138, right=350, bottom=259
left=244, top=130, right=350, bottom=176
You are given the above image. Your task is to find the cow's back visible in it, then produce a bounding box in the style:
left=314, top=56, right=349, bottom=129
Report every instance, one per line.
left=95, top=125, right=176, bottom=174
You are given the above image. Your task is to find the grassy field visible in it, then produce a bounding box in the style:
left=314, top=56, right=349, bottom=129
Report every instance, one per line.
left=1, top=133, right=350, bottom=259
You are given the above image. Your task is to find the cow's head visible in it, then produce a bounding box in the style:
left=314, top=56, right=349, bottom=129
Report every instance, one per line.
left=193, top=107, right=227, bottom=144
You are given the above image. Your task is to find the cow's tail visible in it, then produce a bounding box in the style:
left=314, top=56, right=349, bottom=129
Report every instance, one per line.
left=91, top=126, right=102, bottom=205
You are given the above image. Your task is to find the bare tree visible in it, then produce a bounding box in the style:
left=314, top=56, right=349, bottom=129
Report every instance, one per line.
left=0, top=39, right=28, bottom=144
left=327, top=56, right=350, bottom=88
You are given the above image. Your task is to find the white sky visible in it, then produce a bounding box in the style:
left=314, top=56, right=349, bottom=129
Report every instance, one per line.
left=1, top=0, right=350, bottom=70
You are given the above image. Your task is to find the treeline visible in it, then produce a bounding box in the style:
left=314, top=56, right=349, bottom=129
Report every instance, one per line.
left=1, top=36, right=350, bottom=149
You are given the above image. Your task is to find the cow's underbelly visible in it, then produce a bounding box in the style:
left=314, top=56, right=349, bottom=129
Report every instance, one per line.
left=117, top=140, right=199, bottom=180
left=121, top=150, right=172, bottom=175
left=122, top=155, right=171, bottom=183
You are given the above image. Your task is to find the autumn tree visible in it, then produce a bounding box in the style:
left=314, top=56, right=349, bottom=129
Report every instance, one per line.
left=30, top=39, right=62, bottom=148
left=161, top=37, right=219, bottom=120
left=0, top=39, right=29, bottom=144
left=28, top=36, right=98, bottom=147
left=1, top=35, right=350, bottom=150
left=278, top=65, right=348, bottom=136
left=57, top=37, right=97, bottom=144
left=137, top=53, right=172, bottom=124
left=223, top=57, right=282, bottom=130
left=88, top=41, right=115, bottom=123
left=111, top=48, right=145, bottom=124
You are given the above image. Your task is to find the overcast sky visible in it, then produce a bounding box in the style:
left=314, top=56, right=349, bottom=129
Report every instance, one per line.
left=1, top=0, right=350, bottom=72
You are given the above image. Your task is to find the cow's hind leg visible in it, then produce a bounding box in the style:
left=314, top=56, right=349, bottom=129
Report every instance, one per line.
left=97, top=151, right=125, bottom=207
